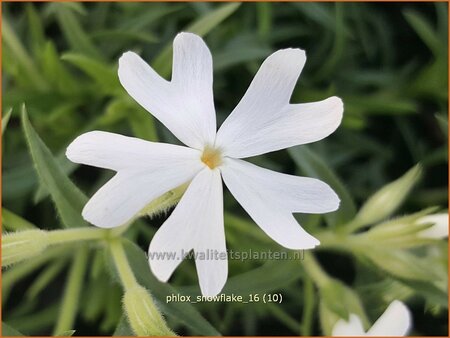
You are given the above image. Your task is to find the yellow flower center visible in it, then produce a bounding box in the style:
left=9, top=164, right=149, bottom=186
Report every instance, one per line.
left=201, top=146, right=222, bottom=169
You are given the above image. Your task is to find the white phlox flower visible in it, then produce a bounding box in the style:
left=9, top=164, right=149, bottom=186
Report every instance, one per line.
left=66, top=32, right=343, bottom=296
left=332, top=300, right=412, bottom=336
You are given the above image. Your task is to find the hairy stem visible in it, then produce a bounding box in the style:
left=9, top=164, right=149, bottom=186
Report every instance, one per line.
left=47, top=227, right=107, bottom=244
left=109, top=238, right=138, bottom=288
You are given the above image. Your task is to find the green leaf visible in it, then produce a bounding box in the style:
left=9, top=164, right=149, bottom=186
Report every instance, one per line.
left=7, top=303, right=60, bottom=334
left=185, top=2, right=241, bottom=38
left=21, top=105, right=88, bottom=228
left=39, top=41, right=79, bottom=95
left=214, top=42, right=271, bottom=71
left=288, top=146, right=356, bottom=225
left=109, top=239, right=221, bottom=336
left=61, top=53, right=119, bottom=94
left=53, top=3, right=102, bottom=59
left=319, top=279, right=368, bottom=328
left=119, top=4, right=184, bottom=31
left=2, top=208, right=37, bottom=231
left=256, top=2, right=272, bottom=40
left=34, top=151, right=79, bottom=204
left=345, top=95, right=417, bottom=116
left=91, top=29, right=158, bottom=44
left=26, top=4, right=46, bottom=59
left=2, top=108, right=12, bottom=135
left=435, top=113, right=448, bottom=137
left=315, top=3, right=347, bottom=80
left=399, top=279, right=448, bottom=308
left=26, top=259, right=68, bottom=299
left=294, top=2, right=338, bottom=32
left=55, top=330, right=76, bottom=337
left=127, top=101, right=159, bottom=142
left=403, top=10, right=441, bottom=57
left=113, top=315, right=134, bottom=336
left=152, top=2, right=241, bottom=77
left=2, top=18, right=48, bottom=91
left=2, top=322, right=24, bottom=336
left=2, top=247, right=70, bottom=303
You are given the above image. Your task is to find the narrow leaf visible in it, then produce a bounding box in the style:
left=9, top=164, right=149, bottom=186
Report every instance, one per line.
left=61, top=53, right=119, bottom=94
left=404, top=10, right=441, bottom=56
left=2, top=18, right=48, bottom=90
left=2, top=208, right=37, bottom=231
left=21, top=105, right=88, bottom=228
left=113, top=315, right=134, bottom=336
left=53, top=3, right=102, bottom=59
left=55, top=330, right=76, bottom=337
left=2, top=108, right=12, bottom=135
left=26, top=4, right=46, bottom=59
left=2, top=322, right=24, bottom=336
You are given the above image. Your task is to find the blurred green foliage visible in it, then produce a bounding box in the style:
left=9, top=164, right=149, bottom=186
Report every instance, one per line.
left=2, top=2, right=448, bottom=336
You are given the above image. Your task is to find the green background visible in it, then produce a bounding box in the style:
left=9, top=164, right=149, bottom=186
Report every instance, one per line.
left=2, top=2, right=448, bottom=336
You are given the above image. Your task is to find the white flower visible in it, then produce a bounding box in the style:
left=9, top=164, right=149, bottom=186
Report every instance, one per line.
left=417, top=213, right=449, bottom=239
left=332, top=300, right=412, bottom=336
left=66, top=32, right=343, bottom=296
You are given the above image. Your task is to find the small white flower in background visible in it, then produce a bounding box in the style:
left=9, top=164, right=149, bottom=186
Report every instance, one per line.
left=66, top=32, right=343, bottom=296
left=332, top=300, right=412, bottom=336
left=417, top=213, right=449, bottom=239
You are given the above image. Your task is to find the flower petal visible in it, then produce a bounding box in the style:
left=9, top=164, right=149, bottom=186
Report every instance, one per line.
left=66, top=131, right=201, bottom=171
left=149, top=168, right=227, bottom=296
left=366, top=300, right=411, bottom=336
left=67, top=131, right=204, bottom=228
left=215, top=48, right=343, bottom=158
left=418, top=213, right=449, bottom=239
left=220, top=158, right=339, bottom=249
left=332, top=314, right=366, bottom=336
left=118, top=32, right=216, bottom=149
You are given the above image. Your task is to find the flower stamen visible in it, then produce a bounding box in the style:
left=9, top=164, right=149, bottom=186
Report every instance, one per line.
left=201, top=146, right=222, bottom=169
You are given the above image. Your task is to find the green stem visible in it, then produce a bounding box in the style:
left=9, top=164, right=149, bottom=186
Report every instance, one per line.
left=302, top=252, right=331, bottom=288
left=47, top=227, right=107, bottom=244
left=2, top=246, right=70, bottom=296
left=109, top=239, right=175, bottom=336
left=53, top=246, right=88, bottom=335
left=26, top=258, right=68, bottom=299
left=267, top=302, right=299, bottom=333
left=300, top=276, right=315, bottom=336
left=109, top=238, right=137, bottom=288
left=315, top=231, right=363, bottom=253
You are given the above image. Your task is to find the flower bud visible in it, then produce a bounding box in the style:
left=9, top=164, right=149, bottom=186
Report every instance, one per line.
left=2, top=230, right=49, bottom=266
left=361, top=209, right=446, bottom=249
left=138, top=183, right=189, bottom=218
left=417, top=213, right=449, bottom=239
left=123, top=285, right=175, bottom=336
left=353, top=165, right=422, bottom=227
